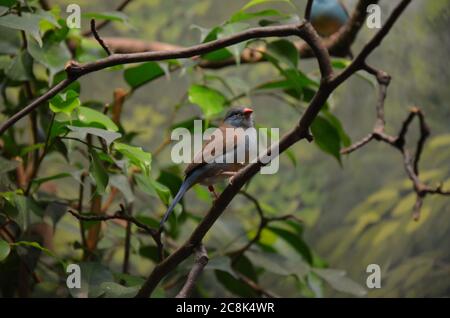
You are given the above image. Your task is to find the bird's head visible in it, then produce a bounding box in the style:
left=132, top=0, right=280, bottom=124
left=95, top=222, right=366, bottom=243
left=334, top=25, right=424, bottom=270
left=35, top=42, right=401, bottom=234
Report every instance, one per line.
left=223, top=107, right=254, bottom=128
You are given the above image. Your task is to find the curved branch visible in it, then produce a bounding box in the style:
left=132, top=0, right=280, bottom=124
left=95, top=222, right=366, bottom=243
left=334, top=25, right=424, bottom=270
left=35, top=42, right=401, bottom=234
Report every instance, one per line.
left=90, top=19, right=111, bottom=56
left=68, top=205, right=164, bottom=260
left=341, top=65, right=449, bottom=221
left=0, top=23, right=309, bottom=136
left=135, top=0, right=412, bottom=298
left=102, top=0, right=378, bottom=63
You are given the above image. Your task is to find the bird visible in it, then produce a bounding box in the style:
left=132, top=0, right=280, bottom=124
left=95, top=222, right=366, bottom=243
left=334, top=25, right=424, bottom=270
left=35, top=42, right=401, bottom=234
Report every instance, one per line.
left=159, top=107, right=256, bottom=228
left=310, top=0, right=349, bottom=37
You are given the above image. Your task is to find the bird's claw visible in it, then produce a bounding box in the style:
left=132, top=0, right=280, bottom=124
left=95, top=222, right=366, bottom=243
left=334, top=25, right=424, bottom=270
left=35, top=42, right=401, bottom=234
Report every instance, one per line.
left=208, top=185, right=219, bottom=199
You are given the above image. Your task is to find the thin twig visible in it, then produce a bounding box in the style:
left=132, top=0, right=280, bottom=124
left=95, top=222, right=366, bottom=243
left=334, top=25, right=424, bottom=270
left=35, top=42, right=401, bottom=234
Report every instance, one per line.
left=68, top=204, right=164, bottom=260
left=231, top=191, right=302, bottom=264
left=341, top=66, right=448, bottom=221
left=305, top=0, right=314, bottom=20
left=175, top=244, right=208, bottom=298
left=90, top=19, right=112, bottom=56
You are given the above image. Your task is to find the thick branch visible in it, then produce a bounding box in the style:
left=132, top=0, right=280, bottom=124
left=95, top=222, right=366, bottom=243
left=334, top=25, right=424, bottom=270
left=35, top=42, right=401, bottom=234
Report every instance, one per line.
left=0, top=23, right=310, bottom=136
left=135, top=0, right=412, bottom=298
left=102, top=0, right=378, bottom=64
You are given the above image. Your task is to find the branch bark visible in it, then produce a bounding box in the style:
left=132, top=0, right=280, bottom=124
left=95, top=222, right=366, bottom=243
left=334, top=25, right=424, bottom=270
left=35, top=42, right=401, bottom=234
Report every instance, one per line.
left=1, top=23, right=311, bottom=136
left=82, top=0, right=133, bottom=37
left=175, top=244, right=208, bottom=298
left=135, top=0, right=413, bottom=298
left=101, top=0, right=378, bottom=64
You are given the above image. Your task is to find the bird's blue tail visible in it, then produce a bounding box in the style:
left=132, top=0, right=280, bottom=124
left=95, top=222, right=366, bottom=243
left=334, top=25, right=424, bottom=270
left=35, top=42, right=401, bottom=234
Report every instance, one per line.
left=159, top=167, right=204, bottom=228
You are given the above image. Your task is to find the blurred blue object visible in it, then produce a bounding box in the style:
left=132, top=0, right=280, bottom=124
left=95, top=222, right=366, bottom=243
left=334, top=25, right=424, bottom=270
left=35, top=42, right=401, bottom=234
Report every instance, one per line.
left=310, top=0, right=349, bottom=37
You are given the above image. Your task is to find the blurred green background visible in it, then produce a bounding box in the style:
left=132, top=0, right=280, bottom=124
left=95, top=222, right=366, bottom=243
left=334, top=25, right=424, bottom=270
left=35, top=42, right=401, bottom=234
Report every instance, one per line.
left=2, top=0, right=449, bottom=297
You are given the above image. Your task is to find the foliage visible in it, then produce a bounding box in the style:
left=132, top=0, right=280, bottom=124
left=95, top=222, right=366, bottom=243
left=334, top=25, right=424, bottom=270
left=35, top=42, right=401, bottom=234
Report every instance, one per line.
left=0, top=0, right=447, bottom=299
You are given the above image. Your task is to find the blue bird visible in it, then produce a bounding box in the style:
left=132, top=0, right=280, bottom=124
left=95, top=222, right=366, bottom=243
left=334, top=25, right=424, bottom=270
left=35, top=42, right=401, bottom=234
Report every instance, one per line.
left=310, top=0, right=349, bottom=37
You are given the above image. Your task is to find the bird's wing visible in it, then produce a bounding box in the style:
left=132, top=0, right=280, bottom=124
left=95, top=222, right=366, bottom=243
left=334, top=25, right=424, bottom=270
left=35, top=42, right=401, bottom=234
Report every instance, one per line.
left=185, top=124, right=243, bottom=177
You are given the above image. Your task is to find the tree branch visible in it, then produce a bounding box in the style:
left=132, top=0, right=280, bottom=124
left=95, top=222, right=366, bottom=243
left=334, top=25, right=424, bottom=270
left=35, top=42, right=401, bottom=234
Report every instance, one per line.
left=68, top=204, right=164, bottom=259
left=305, top=0, right=314, bottom=21
left=175, top=244, right=208, bottom=298
left=135, top=0, right=412, bottom=298
left=90, top=19, right=111, bottom=56
left=1, top=23, right=312, bottom=136
left=0, top=0, right=385, bottom=135
left=231, top=191, right=302, bottom=264
left=341, top=65, right=449, bottom=221
left=102, top=0, right=377, bottom=64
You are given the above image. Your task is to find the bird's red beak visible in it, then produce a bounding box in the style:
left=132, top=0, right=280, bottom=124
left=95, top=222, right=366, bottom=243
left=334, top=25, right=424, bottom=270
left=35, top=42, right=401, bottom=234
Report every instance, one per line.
left=243, top=108, right=253, bottom=116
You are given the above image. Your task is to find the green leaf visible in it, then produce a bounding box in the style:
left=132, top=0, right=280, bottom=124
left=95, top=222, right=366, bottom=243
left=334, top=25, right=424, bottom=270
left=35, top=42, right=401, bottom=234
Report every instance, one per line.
left=113, top=273, right=145, bottom=287
left=284, top=149, right=297, bottom=166
left=322, top=111, right=351, bottom=147
left=332, top=58, right=351, bottom=69
left=5, top=51, right=33, bottom=81
left=230, top=9, right=282, bottom=23
left=114, top=142, right=151, bottom=175
left=68, top=262, right=114, bottom=298
left=77, top=106, right=119, bottom=131
left=135, top=174, right=171, bottom=205
left=0, top=24, right=21, bottom=54
left=206, top=256, right=238, bottom=278
left=241, top=0, right=294, bottom=11
left=313, top=268, right=367, bottom=297
left=49, top=90, right=80, bottom=115
left=202, top=48, right=233, bottom=62
left=157, top=169, right=183, bottom=198
left=1, top=0, right=17, bottom=8
left=267, top=39, right=298, bottom=69
left=188, top=84, right=227, bottom=118
left=1, top=194, right=43, bottom=231
left=215, top=270, right=257, bottom=297
left=246, top=250, right=309, bottom=278
left=0, top=239, right=11, bottom=262
left=219, top=22, right=249, bottom=64
left=311, top=115, right=342, bottom=163
left=0, top=13, right=42, bottom=46
left=124, top=62, right=165, bottom=89
left=257, top=79, right=293, bottom=90
left=89, top=149, right=109, bottom=194
left=100, top=282, right=138, bottom=298
left=67, top=126, right=121, bottom=148
left=11, top=241, right=66, bottom=268
left=31, top=172, right=72, bottom=186
left=267, top=226, right=313, bottom=264
left=83, top=11, right=128, bottom=23
left=27, top=35, right=71, bottom=81
left=109, top=174, right=134, bottom=204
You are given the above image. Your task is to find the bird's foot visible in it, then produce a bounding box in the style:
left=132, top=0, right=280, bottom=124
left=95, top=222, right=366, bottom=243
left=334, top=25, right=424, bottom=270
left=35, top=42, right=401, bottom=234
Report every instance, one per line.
left=225, top=172, right=237, bottom=186
left=208, top=185, right=219, bottom=199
